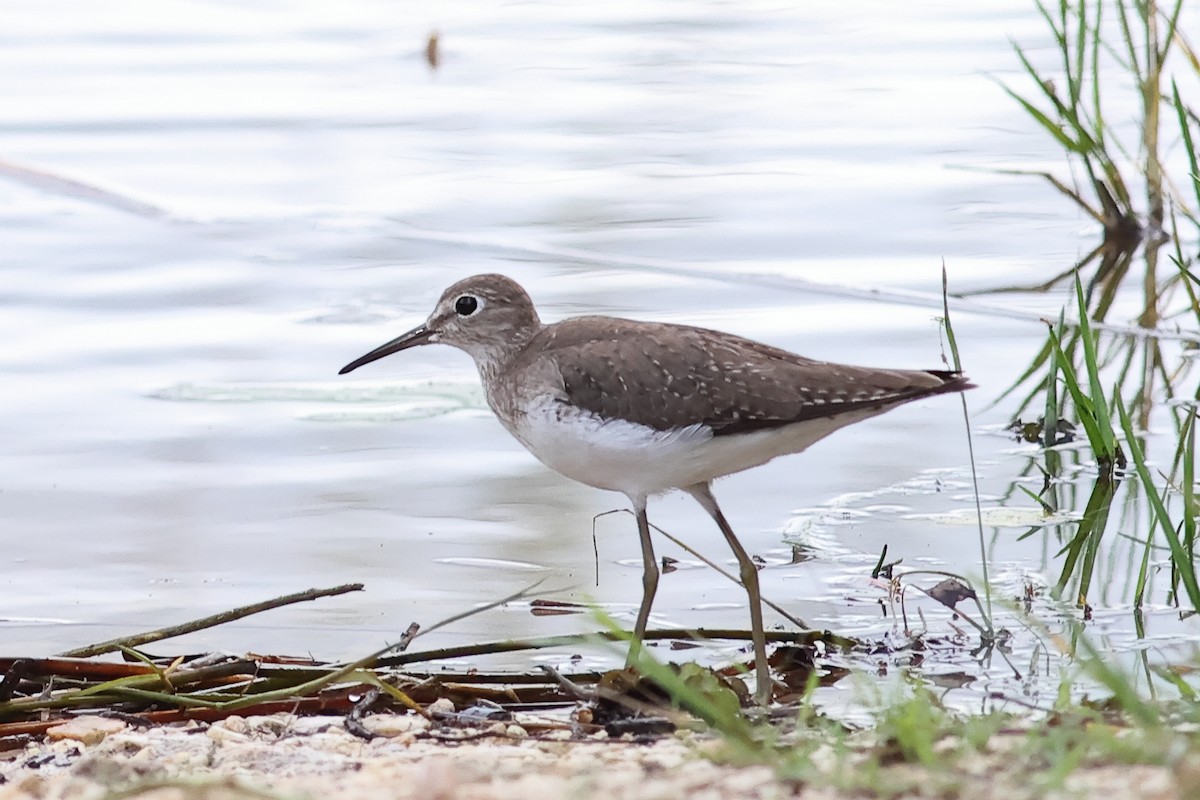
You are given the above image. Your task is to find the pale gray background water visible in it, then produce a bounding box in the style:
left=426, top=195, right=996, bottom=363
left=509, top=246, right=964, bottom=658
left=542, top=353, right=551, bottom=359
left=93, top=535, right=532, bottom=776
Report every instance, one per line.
left=2, top=0, right=1196, bottom=701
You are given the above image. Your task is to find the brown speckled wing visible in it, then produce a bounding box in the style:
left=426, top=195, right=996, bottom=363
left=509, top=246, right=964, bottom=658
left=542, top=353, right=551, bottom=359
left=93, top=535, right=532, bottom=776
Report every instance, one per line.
left=533, top=317, right=971, bottom=436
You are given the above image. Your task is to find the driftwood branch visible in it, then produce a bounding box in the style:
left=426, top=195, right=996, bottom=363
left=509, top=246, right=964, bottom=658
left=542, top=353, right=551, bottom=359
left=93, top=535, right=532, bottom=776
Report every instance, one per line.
left=57, top=583, right=365, bottom=658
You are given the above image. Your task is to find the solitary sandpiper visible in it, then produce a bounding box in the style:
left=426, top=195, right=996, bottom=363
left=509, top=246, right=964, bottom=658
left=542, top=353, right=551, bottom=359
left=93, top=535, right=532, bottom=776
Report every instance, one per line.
left=339, top=273, right=972, bottom=704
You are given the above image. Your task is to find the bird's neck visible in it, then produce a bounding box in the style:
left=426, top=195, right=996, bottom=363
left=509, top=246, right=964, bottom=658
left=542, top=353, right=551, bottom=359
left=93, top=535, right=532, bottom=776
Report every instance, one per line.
left=463, top=322, right=543, bottom=388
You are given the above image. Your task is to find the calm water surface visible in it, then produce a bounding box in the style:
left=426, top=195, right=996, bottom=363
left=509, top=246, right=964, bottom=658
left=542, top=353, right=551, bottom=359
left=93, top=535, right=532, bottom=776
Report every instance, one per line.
left=2, top=0, right=1195, bottom=708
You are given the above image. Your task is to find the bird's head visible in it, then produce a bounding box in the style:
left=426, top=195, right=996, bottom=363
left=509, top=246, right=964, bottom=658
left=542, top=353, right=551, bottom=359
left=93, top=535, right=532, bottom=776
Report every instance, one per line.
left=339, top=273, right=542, bottom=374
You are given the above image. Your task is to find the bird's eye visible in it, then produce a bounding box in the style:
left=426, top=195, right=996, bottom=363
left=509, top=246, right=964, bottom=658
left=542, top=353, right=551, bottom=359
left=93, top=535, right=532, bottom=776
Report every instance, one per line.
left=455, top=295, right=479, bottom=316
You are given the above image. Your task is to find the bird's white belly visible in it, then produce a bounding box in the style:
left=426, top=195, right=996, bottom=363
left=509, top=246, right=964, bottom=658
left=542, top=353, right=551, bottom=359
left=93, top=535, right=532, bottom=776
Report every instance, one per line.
left=504, top=395, right=873, bottom=501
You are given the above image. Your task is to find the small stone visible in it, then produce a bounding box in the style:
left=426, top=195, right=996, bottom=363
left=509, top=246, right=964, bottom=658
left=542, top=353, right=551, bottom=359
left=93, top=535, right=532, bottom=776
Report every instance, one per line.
left=486, top=722, right=507, bottom=736
left=127, top=745, right=159, bottom=764
left=219, top=716, right=249, bottom=735
left=46, top=717, right=126, bottom=746
left=207, top=725, right=249, bottom=745
left=426, top=698, right=455, bottom=715
left=364, top=714, right=430, bottom=737
left=505, top=724, right=527, bottom=739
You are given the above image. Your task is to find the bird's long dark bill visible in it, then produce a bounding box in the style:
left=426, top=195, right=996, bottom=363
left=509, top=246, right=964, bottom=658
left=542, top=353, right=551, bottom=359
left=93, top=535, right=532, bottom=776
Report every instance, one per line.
left=338, top=325, right=434, bottom=374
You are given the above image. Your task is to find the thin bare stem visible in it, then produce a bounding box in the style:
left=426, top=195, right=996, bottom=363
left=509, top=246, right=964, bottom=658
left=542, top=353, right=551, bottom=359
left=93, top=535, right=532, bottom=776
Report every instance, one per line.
left=57, top=584, right=366, bottom=659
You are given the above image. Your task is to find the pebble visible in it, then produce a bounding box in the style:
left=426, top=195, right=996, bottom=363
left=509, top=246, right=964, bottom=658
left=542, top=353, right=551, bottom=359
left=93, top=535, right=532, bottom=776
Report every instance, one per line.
left=0, top=712, right=1177, bottom=800
left=46, top=717, right=126, bottom=746
left=364, top=714, right=430, bottom=737
left=426, top=698, right=455, bottom=716
left=219, top=716, right=249, bottom=735
left=207, top=725, right=250, bottom=745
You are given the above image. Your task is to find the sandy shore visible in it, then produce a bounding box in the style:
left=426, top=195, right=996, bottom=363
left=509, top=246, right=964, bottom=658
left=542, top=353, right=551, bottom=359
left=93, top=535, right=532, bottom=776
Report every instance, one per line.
left=0, top=712, right=1190, bottom=800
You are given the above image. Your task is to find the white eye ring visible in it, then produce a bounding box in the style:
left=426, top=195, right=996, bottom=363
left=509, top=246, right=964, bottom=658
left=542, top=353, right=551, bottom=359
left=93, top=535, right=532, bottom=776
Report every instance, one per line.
left=454, top=294, right=484, bottom=316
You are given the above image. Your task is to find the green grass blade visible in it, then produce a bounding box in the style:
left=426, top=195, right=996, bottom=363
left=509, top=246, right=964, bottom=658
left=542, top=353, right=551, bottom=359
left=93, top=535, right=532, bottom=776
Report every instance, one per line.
left=1172, top=260, right=1200, bottom=328
left=941, top=264, right=963, bottom=372
left=1035, top=0, right=1066, bottom=48
left=942, top=265, right=992, bottom=625
left=1171, top=80, right=1200, bottom=213
left=1089, top=0, right=1107, bottom=163
left=1046, top=324, right=1108, bottom=459
left=1160, top=0, right=1186, bottom=65
left=1070, top=0, right=1086, bottom=108
left=1005, top=37, right=1098, bottom=150
left=1114, top=0, right=1146, bottom=86
left=1044, top=313, right=1064, bottom=476
left=1133, top=514, right=1153, bottom=609
left=1073, top=275, right=1117, bottom=456
left=998, top=82, right=1083, bottom=153
left=1116, top=396, right=1200, bottom=610
left=1018, top=484, right=1054, bottom=514
left=1053, top=473, right=1117, bottom=601
left=1182, top=411, right=1196, bottom=565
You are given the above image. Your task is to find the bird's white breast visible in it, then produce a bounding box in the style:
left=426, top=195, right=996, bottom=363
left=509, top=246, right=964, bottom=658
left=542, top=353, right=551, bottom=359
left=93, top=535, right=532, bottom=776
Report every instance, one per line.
left=503, top=394, right=872, bottom=502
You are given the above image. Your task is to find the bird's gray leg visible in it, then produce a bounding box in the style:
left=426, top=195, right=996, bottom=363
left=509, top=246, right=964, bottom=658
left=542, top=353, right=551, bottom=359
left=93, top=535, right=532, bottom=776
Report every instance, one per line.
left=686, top=483, right=772, bottom=706
left=627, top=496, right=659, bottom=667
